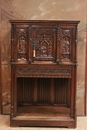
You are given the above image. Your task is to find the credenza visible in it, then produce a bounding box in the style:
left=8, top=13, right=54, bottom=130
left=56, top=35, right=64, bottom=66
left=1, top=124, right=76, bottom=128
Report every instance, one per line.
left=10, top=20, right=80, bottom=128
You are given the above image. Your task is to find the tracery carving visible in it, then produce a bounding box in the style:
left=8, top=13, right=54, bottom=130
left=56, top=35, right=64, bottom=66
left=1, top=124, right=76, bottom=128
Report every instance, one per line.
left=32, top=28, right=56, bottom=61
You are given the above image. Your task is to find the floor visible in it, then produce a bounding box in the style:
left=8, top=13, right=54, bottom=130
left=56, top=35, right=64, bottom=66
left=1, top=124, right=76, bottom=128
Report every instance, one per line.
left=0, top=115, right=87, bottom=130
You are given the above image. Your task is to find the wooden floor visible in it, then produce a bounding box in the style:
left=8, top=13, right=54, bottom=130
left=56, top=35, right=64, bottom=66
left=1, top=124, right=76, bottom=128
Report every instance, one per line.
left=0, top=115, right=87, bottom=130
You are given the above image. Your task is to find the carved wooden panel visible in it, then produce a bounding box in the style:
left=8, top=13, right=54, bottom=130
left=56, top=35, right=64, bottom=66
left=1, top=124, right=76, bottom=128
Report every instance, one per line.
left=11, top=25, right=29, bottom=63
left=16, top=27, right=28, bottom=62
left=32, top=26, right=56, bottom=62
left=59, top=27, right=73, bottom=63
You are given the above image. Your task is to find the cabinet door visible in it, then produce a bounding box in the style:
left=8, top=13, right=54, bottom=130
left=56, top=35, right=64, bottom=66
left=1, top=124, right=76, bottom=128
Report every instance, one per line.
left=58, top=25, right=76, bottom=64
left=29, top=25, right=57, bottom=63
left=11, top=24, right=29, bottom=63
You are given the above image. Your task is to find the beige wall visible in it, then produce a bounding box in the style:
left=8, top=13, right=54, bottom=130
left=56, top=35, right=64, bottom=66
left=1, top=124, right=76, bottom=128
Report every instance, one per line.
left=0, top=0, right=86, bottom=115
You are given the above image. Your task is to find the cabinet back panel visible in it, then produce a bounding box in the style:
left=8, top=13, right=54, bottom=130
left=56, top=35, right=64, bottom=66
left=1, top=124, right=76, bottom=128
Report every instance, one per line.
left=17, top=78, right=69, bottom=106
left=54, top=78, right=68, bottom=104
left=37, top=78, right=50, bottom=104
left=17, top=78, right=34, bottom=105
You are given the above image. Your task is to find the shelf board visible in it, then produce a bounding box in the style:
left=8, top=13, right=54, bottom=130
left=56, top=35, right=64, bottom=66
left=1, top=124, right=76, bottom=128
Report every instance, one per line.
left=17, top=105, right=70, bottom=119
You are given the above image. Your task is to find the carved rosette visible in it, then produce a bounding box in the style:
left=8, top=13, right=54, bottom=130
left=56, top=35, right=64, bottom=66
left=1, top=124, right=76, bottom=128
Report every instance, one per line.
left=61, top=29, right=71, bottom=62
left=17, top=28, right=28, bottom=62
left=17, top=68, right=71, bottom=78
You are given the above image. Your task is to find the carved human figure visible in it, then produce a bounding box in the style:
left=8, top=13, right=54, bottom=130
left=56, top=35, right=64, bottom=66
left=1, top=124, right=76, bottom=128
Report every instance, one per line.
left=18, top=36, right=26, bottom=52
left=62, top=37, right=70, bottom=53
left=41, top=43, right=47, bottom=56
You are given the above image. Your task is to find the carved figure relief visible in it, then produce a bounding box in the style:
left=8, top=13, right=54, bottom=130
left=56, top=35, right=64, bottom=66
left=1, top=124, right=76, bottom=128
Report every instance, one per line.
left=18, top=36, right=26, bottom=53
left=61, top=29, right=71, bottom=62
left=17, top=28, right=28, bottom=61
left=62, top=37, right=70, bottom=54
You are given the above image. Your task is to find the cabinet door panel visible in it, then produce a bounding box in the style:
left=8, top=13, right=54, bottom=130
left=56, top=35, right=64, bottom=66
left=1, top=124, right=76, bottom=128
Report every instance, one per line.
left=30, top=25, right=57, bottom=63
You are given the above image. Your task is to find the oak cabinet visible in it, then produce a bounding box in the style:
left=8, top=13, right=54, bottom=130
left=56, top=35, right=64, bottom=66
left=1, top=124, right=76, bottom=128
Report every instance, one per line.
left=10, top=20, right=80, bottom=128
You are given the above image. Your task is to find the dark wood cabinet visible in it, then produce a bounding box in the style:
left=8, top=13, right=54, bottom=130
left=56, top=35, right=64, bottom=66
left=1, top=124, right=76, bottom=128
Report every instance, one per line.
left=10, top=20, right=80, bottom=128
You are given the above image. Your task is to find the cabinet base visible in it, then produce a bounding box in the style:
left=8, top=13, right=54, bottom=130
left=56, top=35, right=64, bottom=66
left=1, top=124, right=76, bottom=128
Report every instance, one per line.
left=10, top=117, right=76, bottom=128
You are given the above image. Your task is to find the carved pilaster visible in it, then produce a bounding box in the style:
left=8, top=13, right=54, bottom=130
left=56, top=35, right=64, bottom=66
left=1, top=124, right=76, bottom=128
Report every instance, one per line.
left=75, top=26, right=78, bottom=45
left=11, top=106, right=14, bottom=118
left=57, top=26, right=60, bottom=45
left=56, top=26, right=60, bottom=63
left=11, top=24, right=14, bottom=63
left=28, top=26, right=32, bottom=63
left=75, top=26, right=78, bottom=65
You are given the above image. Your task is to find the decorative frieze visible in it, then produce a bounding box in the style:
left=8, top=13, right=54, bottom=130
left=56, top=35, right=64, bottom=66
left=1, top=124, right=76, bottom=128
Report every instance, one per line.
left=17, top=68, right=71, bottom=78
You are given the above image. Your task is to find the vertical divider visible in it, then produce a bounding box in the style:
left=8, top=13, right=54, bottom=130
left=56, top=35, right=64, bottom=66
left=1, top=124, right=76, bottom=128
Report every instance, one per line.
left=66, top=79, right=70, bottom=108
left=34, top=78, right=37, bottom=104
left=50, top=78, right=55, bottom=105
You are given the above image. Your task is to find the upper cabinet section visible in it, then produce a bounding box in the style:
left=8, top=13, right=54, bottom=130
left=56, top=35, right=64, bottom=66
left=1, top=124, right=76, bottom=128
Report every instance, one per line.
left=10, top=20, right=80, bottom=65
